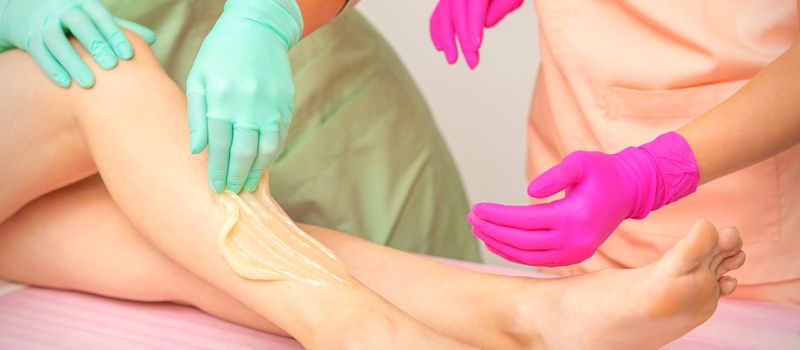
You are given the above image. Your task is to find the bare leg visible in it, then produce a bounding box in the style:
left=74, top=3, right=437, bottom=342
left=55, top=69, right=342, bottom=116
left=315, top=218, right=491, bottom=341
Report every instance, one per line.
left=0, top=176, right=284, bottom=336
left=1, top=177, right=745, bottom=349
left=0, top=34, right=745, bottom=349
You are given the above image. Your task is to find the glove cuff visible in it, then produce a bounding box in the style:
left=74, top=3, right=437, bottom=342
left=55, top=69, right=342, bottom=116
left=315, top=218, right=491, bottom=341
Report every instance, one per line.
left=0, top=0, right=17, bottom=49
left=624, top=131, right=700, bottom=219
left=223, top=0, right=304, bottom=48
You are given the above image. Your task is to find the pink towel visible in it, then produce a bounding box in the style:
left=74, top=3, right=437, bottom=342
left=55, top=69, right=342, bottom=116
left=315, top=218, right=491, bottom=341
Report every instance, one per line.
left=0, top=287, right=301, bottom=349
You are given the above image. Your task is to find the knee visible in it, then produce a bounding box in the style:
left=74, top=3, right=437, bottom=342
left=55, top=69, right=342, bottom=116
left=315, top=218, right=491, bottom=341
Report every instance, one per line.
left=67, top=28, right=179, bottom=118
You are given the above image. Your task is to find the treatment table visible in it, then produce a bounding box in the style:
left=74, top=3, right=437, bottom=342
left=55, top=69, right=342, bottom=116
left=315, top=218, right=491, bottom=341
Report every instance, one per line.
left=1, top=258, right=798, bottom=349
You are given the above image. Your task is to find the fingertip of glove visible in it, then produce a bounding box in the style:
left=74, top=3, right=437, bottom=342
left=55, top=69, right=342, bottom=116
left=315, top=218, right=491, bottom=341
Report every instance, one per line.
left=466, top=52, right=480, bottom=69
left=244, top=178, right=259, bottom=192
left=98, top=55, right=118, bottom=70
left=116, top=42, right=134, bottom=60
left=144, top=33, right=156, bottom=45
left=471, top=202, right=499, bottom=216
left=190, top=144, right=203, bottom=154
left=53, top=76, right=71, bottom=88
left=77, top=77, right=96, bottom=89
left=485, top=16, right=502, bottom=28
left=444, top=48, right=457, bottom=64
left=228, top=182, right=244, bottom=194
left=466, top=211, right=481, bottom=225
left=189, top=137, right=207, bottom=154
left=211, top=180, right=226, bottom=193
left=526, top=187, right=544, bottom=198
left=431, top=37, right=442, bottom=51
left=527, top=181, right=554, bottom=198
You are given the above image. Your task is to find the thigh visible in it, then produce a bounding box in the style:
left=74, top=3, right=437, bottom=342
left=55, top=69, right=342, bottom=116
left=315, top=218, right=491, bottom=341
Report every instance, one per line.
left=0, top=175, right=287, bottom=335
left=0, top=175, right=183, bottom=301
left=0, top=49, right=96, bottom=222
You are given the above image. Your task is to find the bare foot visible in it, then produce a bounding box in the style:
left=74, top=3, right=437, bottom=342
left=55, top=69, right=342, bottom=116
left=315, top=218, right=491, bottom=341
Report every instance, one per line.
left=507, top=219, right=745, bottom=350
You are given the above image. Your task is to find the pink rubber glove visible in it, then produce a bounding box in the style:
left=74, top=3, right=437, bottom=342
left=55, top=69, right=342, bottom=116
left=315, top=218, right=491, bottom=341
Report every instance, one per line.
left=429, top=0, right=524, bottom=69
left=468, top=132, right=700, bottom=266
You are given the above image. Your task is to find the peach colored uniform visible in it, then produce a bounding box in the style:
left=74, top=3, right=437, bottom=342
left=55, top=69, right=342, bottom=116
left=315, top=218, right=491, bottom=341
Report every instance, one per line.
left=529, top=0, right=800, bottom=304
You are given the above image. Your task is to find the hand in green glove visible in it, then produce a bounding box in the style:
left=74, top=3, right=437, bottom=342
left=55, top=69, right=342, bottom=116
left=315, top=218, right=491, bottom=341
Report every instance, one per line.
left=0, top=0, right=156, bottom=88
left=187, top=0, right=304, bottom=194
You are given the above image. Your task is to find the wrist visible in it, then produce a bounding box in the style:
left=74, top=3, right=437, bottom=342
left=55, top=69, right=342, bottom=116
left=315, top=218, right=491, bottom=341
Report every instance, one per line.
left=223, top=0, right=304, bottom=48
left=614, top=146, right=659, bottom=219
left=619, top=131, right=700, bottom=219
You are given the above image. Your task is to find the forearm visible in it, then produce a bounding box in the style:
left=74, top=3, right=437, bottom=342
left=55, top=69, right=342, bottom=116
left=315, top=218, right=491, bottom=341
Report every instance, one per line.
left=678, top=42, right=800, bottom=184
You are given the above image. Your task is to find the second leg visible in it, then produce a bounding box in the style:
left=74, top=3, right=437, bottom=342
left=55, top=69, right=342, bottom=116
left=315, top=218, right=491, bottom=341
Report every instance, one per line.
left=0, top=175, right=286, bottom=336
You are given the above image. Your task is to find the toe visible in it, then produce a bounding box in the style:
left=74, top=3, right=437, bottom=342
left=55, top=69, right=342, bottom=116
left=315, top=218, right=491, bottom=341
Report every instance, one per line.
left=717, top=227, right=743, bottom=253
left=718, top=276, right=738, bottom=296
left=664, top=219, right=719, bottom=274
left=709, top=227, right=743, bottom=270
left=715, top=250, right=746, bottom=278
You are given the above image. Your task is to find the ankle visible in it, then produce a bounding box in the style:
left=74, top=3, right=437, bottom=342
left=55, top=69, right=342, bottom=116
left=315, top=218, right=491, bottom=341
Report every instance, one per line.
left=492, top=279, right=553, bottom=349
left=300, top=288, right=404, bottom=348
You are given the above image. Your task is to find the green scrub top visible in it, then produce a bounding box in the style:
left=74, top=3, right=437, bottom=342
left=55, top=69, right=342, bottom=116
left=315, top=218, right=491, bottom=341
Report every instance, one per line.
left=103, top=0, right=481, bottom=262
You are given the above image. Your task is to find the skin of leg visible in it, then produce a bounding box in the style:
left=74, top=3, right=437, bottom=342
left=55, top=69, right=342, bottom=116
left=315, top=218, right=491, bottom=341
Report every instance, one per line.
left=0, top=173, right=746, bottom=350
left=0, top=35, right=467, bottom=349
left=0, top=175, right=286, bottom=337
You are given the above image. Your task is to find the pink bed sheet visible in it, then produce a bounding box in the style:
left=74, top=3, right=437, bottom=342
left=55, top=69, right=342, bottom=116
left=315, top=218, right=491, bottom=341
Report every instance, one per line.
left=1, top=258, right=798, bottom=349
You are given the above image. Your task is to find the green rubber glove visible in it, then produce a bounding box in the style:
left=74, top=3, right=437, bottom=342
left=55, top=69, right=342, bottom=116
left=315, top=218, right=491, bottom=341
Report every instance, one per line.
left=187, top=0, right=304, bottom=193
left=0, top=0, right=156, bottom=88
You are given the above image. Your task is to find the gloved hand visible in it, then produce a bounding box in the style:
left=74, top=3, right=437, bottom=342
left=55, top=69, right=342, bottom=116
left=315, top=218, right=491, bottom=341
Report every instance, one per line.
left=187, top=0, right=303, bottom=194
left=468, top=131, right=700, bottom=266
left=429, top=0, right=523, bottom=69
left=0, top=0, right=156, bottom=88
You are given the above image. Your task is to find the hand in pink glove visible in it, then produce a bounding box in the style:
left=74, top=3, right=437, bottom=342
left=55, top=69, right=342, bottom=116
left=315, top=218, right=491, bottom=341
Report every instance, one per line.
left=429, top=0, right=524, bottom=69
left=468, top=132, right=700, bottom=266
